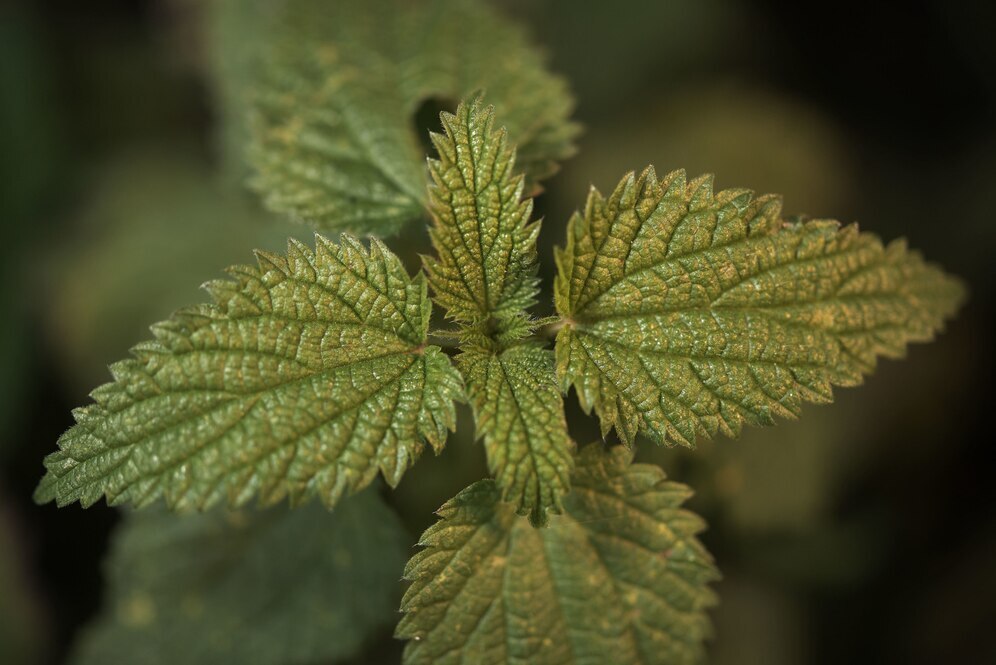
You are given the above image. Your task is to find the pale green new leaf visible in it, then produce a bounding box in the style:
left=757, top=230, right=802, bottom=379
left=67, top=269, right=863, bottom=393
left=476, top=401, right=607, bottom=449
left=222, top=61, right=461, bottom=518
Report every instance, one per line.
left=397, top=445, right=719, bottom=665
left=71, top=490, right=408, bottom=665
left=457, top=345, right=573, bottom=526
left=555, top=167, right=965, bottom=446
left=248, top=0, right=578, bottom=236
left=35, top=234, right=463, bottom=510
left=425, top=99, right=541, bottom=340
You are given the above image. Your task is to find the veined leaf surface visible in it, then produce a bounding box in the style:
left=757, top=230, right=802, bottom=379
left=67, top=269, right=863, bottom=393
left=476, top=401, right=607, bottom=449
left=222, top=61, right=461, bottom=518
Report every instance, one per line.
left=457, top=345, right=573, bottom=526
left=555, top=167, right=965, bottom=446
left=398, top=445, right=719, bottom=665
left=425, top=100, right=541, bottom=339
left=35, top=235, right=462, bottom=510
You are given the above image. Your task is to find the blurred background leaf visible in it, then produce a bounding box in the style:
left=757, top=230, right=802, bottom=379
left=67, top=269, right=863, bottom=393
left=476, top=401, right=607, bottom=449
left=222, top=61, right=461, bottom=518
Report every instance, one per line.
left=40, top=144, right=297, bottom=394
left=70, top=490, right=409, bottom=665
left=554, top=84, right=854, bottom=217
left=0, top=507, right=48, bottom=665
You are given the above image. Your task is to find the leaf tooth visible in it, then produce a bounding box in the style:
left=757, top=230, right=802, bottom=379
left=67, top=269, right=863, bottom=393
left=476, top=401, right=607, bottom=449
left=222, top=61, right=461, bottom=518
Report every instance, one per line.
left=661, top=168, right=688, bottom=197
left=106, top=359, right=139, bottom=385
left=746, top=193, right=783, bottom=235
left=714, top=186, right=754, bottom=214
left=148, top=320, right=192, bottom=353
left=608, top=169, right=638, bottom=215
left=285, top=236, right=317, bottom=280
left=201, top=278, right=246, bottom=311
left=253, top=248, right=288, bottom=276
left=222, top=262, right=260, bottom=285
left=427, top=130, right=456, bottom=167
left=372, top=235, right=409, bottom=281
left=337, top=232, right=368, bottom=261
left=69, top=405, right=99, bottom=426
left=687, top=173, right=715, bottom=211
left=32, top=474, right=57, bottom=505
left=638, top=164, right=659, bottom=189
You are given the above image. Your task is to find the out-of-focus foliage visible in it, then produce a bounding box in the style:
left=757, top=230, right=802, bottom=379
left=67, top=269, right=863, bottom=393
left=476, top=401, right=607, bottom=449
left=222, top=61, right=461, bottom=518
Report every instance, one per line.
left=0, top=508, right=46, bottom=665
left=0, top=11, right=59, bottom=662
left=514, top=0, right=748, bottom=118
left=398, top=445, right=719, bottom=665
left=231, top=0, right=577, bottom=236
left=44, top=148, right=295, bottom=389
left=0, top=5, right=63, bottom=454
left=71, top=490, right=409, bottom=665
left=558, top=86, right=855, bottom=218
left=37, top=233, right=463, bottom=512
left=0, top=7, right=61, bottom=223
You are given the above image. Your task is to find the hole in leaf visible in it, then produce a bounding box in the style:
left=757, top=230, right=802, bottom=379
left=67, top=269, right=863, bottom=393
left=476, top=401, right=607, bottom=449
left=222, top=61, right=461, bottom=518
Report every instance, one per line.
left=413, top=96, right=458, bottom=155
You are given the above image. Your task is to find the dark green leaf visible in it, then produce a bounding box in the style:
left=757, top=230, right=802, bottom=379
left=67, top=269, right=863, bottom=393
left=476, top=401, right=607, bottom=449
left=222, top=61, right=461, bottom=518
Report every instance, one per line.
left=72, top=491, right=409, bottom=665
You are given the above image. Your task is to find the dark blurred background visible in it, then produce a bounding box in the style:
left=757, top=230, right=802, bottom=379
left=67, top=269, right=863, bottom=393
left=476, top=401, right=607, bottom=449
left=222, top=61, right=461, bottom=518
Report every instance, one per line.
left=1, top=1, right=993, bottom=664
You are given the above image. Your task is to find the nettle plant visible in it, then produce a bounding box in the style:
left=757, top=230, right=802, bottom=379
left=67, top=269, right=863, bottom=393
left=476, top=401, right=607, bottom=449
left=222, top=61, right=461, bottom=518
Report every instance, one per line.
left=37, top=1, right=964, bottom=664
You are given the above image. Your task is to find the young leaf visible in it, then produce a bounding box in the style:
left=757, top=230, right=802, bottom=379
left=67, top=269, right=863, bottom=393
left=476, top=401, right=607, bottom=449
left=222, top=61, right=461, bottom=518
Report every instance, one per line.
left=457, top=345, right=573, bottom=526
left=248, top=0, right=578, bottom=236
left=424, top=100, right=571, bottom=521
left=71, top=491, right=408, bottom=665
left=35, top=235, right=463, bottom=511
left=397, top=445, right=719, bottom=665
left=425, top=99, right=540, bottom=340
left=555, top=167, right=965, bottom=446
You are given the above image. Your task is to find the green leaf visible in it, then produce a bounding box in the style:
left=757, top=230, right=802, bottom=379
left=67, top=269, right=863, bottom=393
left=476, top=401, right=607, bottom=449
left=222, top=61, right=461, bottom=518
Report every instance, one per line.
left=248, top=0, right=578, bottom=236
left=35, top=234, right=463, bottom=510
left=424, top=101, right=569, bottom=523
left=457, top=345, right=573, bottom=526
left=555, top=167, right=965, bottom=446
left=425, top=100, right=541, bottom=342
left=71, top=490, right=409, bottom=665
left=397, top=444, right=719, bottom=665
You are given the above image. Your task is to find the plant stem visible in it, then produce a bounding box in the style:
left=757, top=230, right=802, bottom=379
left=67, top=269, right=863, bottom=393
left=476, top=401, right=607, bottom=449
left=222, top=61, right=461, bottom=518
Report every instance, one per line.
left=427, top=332, right=460, bottom=349
left=536, top=318, right=567, bottom=340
